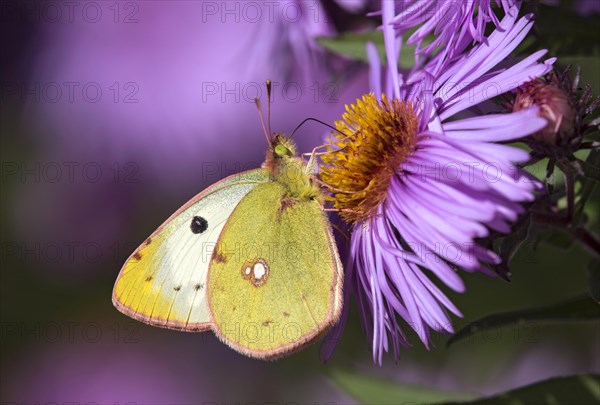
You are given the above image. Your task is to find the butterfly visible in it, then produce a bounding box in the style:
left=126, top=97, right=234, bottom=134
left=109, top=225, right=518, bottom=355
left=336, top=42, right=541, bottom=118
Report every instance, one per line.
left=112, top=82, right=343, bottom=359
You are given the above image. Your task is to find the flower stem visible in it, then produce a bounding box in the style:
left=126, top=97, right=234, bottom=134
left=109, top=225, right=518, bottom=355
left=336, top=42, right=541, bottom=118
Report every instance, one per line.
left=571, top=227, right=600, bottom=257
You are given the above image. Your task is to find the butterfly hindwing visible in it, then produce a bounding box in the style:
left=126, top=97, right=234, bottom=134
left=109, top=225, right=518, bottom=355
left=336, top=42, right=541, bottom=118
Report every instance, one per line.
left=207, top=181, right=343, bottom=359
left=112, top=169, right=269, bottom=331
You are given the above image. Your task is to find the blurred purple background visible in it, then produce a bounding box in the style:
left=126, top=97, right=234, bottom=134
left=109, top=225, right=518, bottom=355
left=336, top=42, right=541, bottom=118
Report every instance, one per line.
left=1, top=1, right=598, bottom=404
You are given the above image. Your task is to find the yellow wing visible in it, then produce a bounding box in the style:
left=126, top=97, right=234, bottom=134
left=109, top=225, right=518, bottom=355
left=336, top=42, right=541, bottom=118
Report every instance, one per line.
left=112, top=169, right=269, bottom=331
left=207, top=181, right=343, bottom=358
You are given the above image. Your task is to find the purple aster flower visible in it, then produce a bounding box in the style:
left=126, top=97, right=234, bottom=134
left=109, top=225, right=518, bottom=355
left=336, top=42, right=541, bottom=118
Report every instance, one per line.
left=319, top=2, right=555, bottom=363
left=386, top=0, right=519, bottom=72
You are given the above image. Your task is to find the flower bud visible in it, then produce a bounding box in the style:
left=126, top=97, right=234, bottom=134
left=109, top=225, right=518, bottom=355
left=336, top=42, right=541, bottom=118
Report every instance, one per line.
left=513, top=80, right=575, bottom=147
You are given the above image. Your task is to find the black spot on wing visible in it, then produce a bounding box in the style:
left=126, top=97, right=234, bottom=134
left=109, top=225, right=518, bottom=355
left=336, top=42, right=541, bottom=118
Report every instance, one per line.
left=174, top=285, right=182, bottom=291
left=190, top=216, right=208, bottom=234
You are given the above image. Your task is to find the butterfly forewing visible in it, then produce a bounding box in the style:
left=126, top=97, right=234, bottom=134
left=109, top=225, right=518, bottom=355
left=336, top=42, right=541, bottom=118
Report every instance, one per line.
left=112, top=169, right=269, bottom=331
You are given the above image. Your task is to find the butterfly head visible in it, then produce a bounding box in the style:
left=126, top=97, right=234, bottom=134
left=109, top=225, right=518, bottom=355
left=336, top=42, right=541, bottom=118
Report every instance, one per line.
left=271, top=133, right=297, bottom=159
left=264, top=133, right=297, bottom=169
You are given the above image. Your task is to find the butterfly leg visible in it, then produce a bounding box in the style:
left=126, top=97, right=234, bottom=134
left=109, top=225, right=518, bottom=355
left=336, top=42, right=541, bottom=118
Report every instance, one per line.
left=300, top=129, right=360, bottom=171
left=301, top=144, right=335, bottom=175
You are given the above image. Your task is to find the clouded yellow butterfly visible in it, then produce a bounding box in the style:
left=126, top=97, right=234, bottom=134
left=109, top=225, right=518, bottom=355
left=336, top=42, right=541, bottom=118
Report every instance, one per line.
left=112, top=85, right=343, bottom=359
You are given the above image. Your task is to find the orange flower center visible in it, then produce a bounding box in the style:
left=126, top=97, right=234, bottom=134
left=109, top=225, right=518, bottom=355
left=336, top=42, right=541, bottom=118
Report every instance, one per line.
left=319, top=93, right=418, bottom=224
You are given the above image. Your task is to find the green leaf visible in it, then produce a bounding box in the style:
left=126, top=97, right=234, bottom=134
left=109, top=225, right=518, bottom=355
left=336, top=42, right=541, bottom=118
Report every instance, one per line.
left=317, top=31, right=385, bottom=63
left=587, top=258, right=600, bottom=303
left=442, top=374, right=600, bottom=405
left=327, top=367, right=474, bottom=405
left=317, top=29, right=430, bottom=68
left=542, top=229, right=575, bottom=250
left=446, top=295, right=600, bottom=348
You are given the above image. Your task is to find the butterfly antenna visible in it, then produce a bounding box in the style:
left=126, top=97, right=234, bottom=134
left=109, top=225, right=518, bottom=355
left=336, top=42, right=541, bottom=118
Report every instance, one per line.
left=266, top=80, right=272, bottom=138
left=290, top=117, right=346, bottom=139
left=254, top=97, right=270, bottom=144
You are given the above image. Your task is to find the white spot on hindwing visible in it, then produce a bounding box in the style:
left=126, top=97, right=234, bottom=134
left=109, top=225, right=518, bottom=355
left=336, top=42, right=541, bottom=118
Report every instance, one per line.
left=253, top=262, right=266, bottom=279
left=241, top=258, right=269, bottom=287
